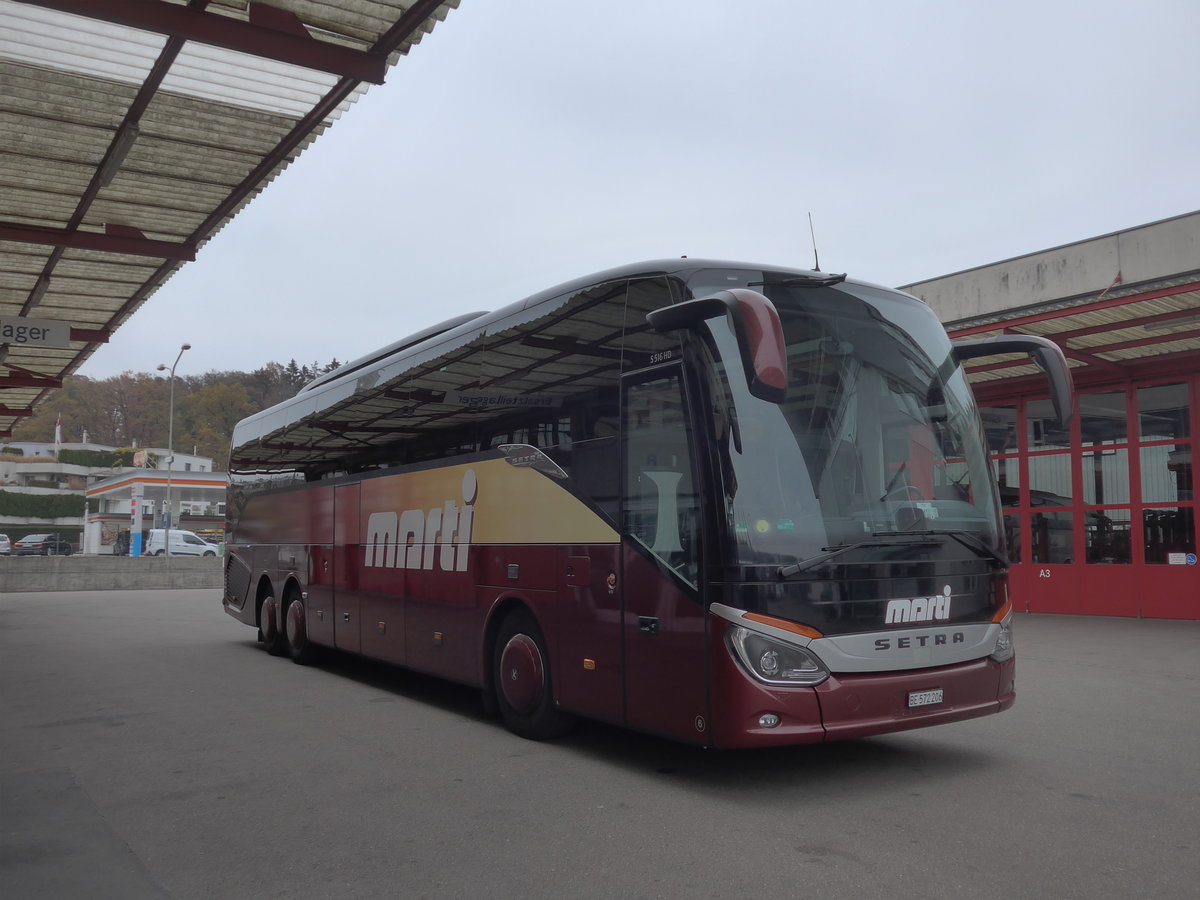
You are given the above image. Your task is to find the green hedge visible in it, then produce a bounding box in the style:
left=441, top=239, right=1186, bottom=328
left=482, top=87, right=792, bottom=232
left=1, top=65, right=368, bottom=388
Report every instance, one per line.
left=1, top=446, right=23, bottom=456
left=0, top=490, right=86, bottom=518
left=57, top=448, right=113, bottom=466
left=56, top=448, right=152, bottom=467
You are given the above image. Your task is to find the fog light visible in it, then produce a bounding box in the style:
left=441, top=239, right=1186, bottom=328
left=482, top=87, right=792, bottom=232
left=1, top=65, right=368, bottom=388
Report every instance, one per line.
left=758, top=713, right=781, bottom=728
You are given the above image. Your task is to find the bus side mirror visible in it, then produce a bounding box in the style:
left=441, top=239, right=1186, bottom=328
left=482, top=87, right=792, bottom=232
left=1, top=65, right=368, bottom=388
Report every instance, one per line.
left=647, top=288, right=787, bottom=403
left=952, top=334, right=1075, bottom=426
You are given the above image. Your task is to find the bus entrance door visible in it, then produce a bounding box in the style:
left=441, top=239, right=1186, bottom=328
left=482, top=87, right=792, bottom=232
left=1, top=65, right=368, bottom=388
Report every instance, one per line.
left=621, top=370, right=708, bottom=744
left=333, top=483, right=362, bottom=653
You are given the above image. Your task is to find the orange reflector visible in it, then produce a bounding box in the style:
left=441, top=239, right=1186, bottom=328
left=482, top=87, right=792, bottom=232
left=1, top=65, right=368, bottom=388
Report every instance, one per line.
left=992, top=600, right=1013, bottom=623
left=742, top=612, right=823, bottom=639
left=583, top=658, right=596, bottom=670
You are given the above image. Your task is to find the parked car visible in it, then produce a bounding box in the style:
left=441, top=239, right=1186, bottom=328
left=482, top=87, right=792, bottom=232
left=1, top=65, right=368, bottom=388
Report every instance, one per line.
left=144, top=528, right=219, bottom=557
left=13, top=533, right=74, bottom=556
left=0, top=533, right=10, bottom=555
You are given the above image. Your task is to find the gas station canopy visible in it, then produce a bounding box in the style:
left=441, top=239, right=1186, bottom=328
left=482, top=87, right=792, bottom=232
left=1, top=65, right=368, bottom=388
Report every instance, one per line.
left=0, top=0, right=460, bottom=438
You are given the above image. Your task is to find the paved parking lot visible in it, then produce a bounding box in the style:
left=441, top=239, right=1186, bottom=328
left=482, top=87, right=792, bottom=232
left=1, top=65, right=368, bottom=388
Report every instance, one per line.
left=2, top=589, right=1198, bottom=899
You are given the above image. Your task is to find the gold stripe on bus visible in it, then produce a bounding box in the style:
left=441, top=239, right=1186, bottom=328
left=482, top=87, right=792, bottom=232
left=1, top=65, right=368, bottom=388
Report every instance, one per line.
left=362, top=458, right=619, bottom=546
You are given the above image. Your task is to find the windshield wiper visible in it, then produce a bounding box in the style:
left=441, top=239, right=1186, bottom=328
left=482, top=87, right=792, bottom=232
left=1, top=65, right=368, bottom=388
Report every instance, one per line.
left=873, top=529, right=1009, bottom=566
left=748, top=273, right=847, bottom=288
left=778, top=535, right=940, bottom=579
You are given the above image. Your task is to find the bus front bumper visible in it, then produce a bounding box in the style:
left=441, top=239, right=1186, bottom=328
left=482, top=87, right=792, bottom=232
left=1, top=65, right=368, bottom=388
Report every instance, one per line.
left=708, top=634, right=1015, bottom=749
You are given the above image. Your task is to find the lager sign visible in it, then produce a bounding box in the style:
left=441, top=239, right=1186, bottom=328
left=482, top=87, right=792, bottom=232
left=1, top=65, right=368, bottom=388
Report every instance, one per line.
left=0, top=316, right=71, bottom=349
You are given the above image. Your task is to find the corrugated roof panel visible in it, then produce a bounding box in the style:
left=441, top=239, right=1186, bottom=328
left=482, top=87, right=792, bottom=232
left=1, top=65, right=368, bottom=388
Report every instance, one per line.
left=289, top=0, right=400, bottom=44
left=1100, top=338, right=1200, bottom=361
left=2, top=62, right=141, bottom=128
left=164, top=42, right=345, bottom=119
left=1, top=0, right=461, bottom=437
left=139, top=92, right=302, bottom=154
left=0, top=0, right=164, bottom=83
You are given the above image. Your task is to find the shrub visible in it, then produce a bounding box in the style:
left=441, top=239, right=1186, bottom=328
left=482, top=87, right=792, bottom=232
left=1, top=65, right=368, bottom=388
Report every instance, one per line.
left=0, top=490, right=86, bottom=518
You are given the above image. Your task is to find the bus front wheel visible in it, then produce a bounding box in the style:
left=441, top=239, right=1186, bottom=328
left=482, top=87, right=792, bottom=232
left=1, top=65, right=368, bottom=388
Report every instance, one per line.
left=493, top=609, right=576, bottom=741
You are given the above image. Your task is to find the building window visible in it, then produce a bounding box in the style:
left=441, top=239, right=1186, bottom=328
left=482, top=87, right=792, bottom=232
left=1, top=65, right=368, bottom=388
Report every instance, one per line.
left=1031, top=512, right=1073, bottom=564
left=982, top=405, right=1018, bottom=454
left=1082, top=448, right=1129, bottom=505
left=1027, top=398, right=1069, bottom=450
left=1137, top=382, right=1189, bottom=440
left=1003, top=513, right=1021, bottom=563
left=992, top=457, right=1021, bottom=507
left=1085, top=508, right=1132, bottom=564
left=1028, top=452, right=1073, bottom=506
left=1143, top=507, right=1195, bottom=564
left=1141, top=444, right=1192, bottom=502
left=1080, top=389, right=1128, bottom=445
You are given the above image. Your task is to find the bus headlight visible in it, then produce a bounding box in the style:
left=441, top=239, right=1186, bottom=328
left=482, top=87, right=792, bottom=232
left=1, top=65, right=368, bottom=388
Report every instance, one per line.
left=727, top=626, right=829, bottom=686
left=990, top=622, right=1014, bottom=662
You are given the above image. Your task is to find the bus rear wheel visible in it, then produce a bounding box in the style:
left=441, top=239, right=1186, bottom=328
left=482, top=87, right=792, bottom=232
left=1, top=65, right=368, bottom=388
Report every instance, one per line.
left=258, top=593, right=288, bottom=656
left=493, top=609, right=576, bottom=741
left=284, top=593, right=320, bottom=665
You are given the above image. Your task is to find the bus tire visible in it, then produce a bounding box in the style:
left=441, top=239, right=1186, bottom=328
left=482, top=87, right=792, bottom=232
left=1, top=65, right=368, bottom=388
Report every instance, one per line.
left=493, top=609, right=576, bottom=741
left=258, top=593, right=288, bottom=657
left=283, top=592, right=320, bottom=666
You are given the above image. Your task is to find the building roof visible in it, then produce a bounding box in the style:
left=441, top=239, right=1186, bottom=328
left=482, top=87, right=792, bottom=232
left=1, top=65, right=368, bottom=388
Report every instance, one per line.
left=902, top=211, right=1200, bottom=396
left=85, top=468, right=226, bottom=503
left=0, top=0, right=460, bottom=438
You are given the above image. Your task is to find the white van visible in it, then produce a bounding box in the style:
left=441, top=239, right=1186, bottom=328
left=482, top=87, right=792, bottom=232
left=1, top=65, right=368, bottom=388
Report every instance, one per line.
left=145, top=528, right=219, bottom=557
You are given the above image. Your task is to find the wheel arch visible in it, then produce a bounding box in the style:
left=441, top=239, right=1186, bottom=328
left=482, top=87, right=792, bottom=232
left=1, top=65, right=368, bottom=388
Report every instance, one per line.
left=280, top=574, right=305, bottom=604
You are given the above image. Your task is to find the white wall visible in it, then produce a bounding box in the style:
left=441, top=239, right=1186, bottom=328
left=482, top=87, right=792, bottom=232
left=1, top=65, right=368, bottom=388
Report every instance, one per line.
left=901, top=212, right=1200, bottom=323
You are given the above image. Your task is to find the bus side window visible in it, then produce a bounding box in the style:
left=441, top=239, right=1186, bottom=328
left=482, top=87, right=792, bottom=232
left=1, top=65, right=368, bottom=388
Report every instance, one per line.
left=622, top=371, right=700, bottom=585
left=570, top=388, right=620, bottom=523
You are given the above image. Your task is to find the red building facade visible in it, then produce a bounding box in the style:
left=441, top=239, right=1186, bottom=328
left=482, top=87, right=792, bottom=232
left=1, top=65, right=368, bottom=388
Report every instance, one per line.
left=904, top=212, right=1200, bottom=619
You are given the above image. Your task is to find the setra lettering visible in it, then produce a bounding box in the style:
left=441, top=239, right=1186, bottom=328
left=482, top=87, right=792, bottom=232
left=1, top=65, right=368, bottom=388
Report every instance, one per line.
left=874, top=631, right=965, bottom=651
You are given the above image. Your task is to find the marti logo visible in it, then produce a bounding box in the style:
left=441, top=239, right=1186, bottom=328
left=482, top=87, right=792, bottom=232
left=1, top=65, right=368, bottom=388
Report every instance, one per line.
left=884, top=585, right=953, bottom=625
left=364, top=470, right=477, bottom=572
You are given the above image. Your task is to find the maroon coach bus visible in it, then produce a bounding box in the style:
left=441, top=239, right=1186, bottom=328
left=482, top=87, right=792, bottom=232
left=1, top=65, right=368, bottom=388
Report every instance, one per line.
left=223, top=260, right=1072, bottom=748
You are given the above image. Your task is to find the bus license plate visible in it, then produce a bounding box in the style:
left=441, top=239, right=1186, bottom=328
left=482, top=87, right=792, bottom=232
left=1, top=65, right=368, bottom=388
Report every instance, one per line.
left=907, top=689, right=944, bottom=708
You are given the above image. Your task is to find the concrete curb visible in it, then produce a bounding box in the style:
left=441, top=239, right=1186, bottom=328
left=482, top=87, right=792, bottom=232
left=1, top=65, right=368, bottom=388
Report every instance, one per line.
left=0, top=555, right=221, bottom=592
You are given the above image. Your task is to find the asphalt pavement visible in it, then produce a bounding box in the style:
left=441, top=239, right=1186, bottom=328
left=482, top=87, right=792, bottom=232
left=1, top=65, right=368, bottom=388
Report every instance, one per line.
left=1, top=589, right=1197, bottom=899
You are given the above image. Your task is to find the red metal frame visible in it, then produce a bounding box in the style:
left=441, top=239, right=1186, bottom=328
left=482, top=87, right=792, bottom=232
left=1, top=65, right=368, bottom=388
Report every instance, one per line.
left=0, top=222, right=195, bottom=261
left=986, top=372, right=1198, bottom=620
left=948, top=281, right=1200, bottom=338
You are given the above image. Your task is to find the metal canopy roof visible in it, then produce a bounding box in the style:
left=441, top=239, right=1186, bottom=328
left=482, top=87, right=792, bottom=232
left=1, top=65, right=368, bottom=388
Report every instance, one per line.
left=0, top=0, right=459, bottom=438
left=946, top=279, right=1200, bottom=400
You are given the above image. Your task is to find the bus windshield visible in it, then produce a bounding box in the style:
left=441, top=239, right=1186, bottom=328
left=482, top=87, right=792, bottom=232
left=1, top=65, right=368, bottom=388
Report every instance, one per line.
left=690, top=269, right=1001, bottom=568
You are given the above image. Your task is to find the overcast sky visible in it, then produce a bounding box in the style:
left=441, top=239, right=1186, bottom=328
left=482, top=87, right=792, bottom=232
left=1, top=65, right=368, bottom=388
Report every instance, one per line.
left=77, top=0, right=1199, bottom=379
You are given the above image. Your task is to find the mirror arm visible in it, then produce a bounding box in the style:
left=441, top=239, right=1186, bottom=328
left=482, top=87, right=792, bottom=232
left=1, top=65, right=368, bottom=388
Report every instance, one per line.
left=953, top=334, right=1075, bottom=425
left=648, top=289, right=787, bottom=403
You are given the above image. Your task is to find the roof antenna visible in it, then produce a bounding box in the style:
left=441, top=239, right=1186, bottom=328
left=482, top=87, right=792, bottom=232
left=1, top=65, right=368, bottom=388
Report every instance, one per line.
left=808, top=212, right=821, bottom=271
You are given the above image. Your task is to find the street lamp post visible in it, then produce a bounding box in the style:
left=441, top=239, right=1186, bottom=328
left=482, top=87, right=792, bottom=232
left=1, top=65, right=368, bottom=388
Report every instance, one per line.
left=157, top=343, right=190, bottom=558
